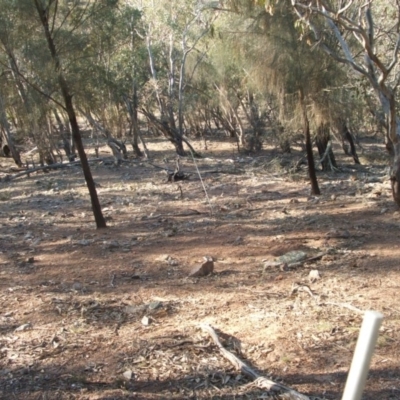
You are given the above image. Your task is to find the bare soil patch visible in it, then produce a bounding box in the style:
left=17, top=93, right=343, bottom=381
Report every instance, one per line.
left=0, top=138, right=399, bottom=399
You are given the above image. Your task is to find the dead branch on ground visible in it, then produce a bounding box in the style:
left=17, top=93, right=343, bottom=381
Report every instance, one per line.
left=200, top=323, right=312, bottom=400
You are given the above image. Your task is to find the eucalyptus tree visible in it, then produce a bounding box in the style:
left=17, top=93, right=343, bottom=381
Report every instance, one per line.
left=290, top=0, right=400, bottom=205
left=68, top=1, right=148, bottom=158
left=0, top=0, right=41, bottom=166
left=212, top=0, right=364, bottom=189
left=215, top=1, right=344, bottom=194
left=0, top=0, right=110, bottom=228
left=133, top=0, right=216, bottom=155
left=34, top=0, right=108, bottom=228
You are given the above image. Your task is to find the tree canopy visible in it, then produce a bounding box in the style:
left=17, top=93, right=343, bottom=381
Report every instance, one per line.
left=1, top=0, right=400, bottom=213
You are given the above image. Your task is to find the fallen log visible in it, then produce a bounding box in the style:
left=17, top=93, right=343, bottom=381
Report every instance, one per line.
left=200, top=323, right=312, bottom=400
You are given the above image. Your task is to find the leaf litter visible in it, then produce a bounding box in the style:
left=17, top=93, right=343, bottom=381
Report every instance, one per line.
left=0, top=139, right=399, bottom=399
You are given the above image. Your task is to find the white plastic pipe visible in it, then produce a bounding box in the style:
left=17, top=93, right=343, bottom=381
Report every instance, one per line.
left=342, top=310, right=384, bottom=400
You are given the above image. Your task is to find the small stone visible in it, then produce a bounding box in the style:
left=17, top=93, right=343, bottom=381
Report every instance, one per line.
left=15, top=323, right=32, bottom=332
left=103, top=240, right=120, bottom=249
left=72, top=282, right=83, bottom=291
left=279, top=263, right=289, bottom=272
left=325, top=229, right=350, bottom=239
left=26, top=257, right=35, bottom=264
left=148, top=301, right=162, bottom=310
left=234, top=236, right=243, bottom=245
left=308, top=269, right=321, bottom=283
left=167, top=257, right=179, bottom=266
left=141, top=316, right=151, bottom=326
left=189, top=256, right=214, bottom=277
left=380, top=208, right=388, bottom=214
left=123, top=370, right=133, bottom=381
left=156, top=254, right=170, bottom=262
left=124, top=304, right=146, bottom=315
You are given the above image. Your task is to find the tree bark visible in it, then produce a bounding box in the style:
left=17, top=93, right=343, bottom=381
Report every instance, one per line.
left=130, top=86, right=144, bottom=157
left=0, top=94, right=22, bottom=167
left=123, top=90, right=147, bottom=158
left=388, top=94, right=400, bottom=207
left=34, top=0, right=106, bottom=229
left=299, top=88, right=320, bottom=195
left=316, top=123, right=337, bottom=171
left=291, top=1, right=400, bottom=205
left=141, top=109, right=185, bottom=155
left=53, top=108, right=75, bottom=161
left=339, top=121, right=360, bottom=164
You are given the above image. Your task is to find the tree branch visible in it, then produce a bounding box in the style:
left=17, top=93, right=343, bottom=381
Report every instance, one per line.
left=0, top=58, right=66, bottom=110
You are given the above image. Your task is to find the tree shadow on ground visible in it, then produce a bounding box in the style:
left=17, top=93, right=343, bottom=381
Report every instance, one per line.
left=1, top=359, right=399, bottom=399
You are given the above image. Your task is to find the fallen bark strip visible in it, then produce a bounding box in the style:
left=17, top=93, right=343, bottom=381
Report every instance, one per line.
left=321, top=301, right=365, bottom=315
left=143, top=210, right=204, bottom=220
left=200, top=324, right=311, bottom=400
left=263, top=252, right=327, bottom=269
left=200, top=168, right=245, bottom=175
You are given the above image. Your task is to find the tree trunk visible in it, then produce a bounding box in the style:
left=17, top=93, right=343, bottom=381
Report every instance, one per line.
left=123, top=89, right=147, bottom=158
left=236, top=91, right=262, bottom=153
left=299, top=89, right=320, bottom=195
left=141, top=109, right=185, bottom=155
left=67, top=100, right=106, bottom=227
left=131, top=87, right=143, bottom=157
left=391, top=142, right=400, bottom=206
left=34, top=0, right=106, bottom=229
left=388, top=94, right=400, bottom=206
left=0, top=94, right=22, bottom=167
left=53, top=108, right=75, bottom=161
left=316, top=123, right=337, bottom=171
left=339, top=121, right=360, bottom=164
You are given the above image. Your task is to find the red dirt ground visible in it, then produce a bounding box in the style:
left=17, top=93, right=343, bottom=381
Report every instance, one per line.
left=0, top=137, right=399, bottom=399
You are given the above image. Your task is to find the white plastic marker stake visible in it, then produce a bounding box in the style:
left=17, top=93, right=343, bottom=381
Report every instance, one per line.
left=342, top=310, right=383, bottom=400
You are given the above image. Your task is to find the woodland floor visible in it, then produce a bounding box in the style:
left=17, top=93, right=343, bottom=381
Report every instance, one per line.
left=0, top=134, right=399, bottom=400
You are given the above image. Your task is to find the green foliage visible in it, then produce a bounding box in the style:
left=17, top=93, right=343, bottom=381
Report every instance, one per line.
left=0, top=0, right=388, bottom=155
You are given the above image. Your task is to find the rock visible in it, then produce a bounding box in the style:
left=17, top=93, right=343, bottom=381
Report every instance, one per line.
left=263, top=251, right=307, bottom=271
left=72, top=282, right=83, bottom=291
left=124, top=304, right=146, bottom=315
left=141, top=316, right=151, bottom=326
left=123, top=370, right=133, bottom=381
left=15, top=323, right=32, bottom=332
left=276, top=251, right=307, bottom=264
left=279, top=263, right=289, bottom=272
left=156, top=254, right=170, bottom=262
left=148, top=301, right=162, bottom=310
left=234, top=236, right=243, bottom=245
left=167, top=257, right=179, bottom=266
left=189, top=256, right=214, bottom=277
left=103, top=240, right=120, bottom=250
left=308, top=269, right=321, bottom=283
left=77, top=239, right=91, bottom=246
